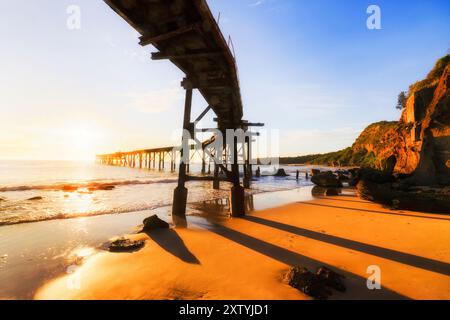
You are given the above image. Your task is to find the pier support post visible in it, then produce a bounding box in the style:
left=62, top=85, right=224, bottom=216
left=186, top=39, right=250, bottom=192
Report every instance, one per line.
left=201, top=149, right=206, bottom=174
left=243, top=169, right=250, bottom=189
left=243, top=136, right=251, bottom=189
left=172, top=87, right=193, bottom=228
left=231, top=184, right=245, bottom=216
left=230, top=135, right=245, bottom=217
left=213, top=164, right=220, bottom=189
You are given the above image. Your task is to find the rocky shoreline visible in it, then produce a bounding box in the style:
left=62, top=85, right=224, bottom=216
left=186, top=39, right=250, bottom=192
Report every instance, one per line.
left=309, top=168, right=450, bottom=214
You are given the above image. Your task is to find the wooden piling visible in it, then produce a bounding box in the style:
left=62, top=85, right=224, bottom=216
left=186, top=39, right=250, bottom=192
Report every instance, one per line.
left=172, top=88, right=193, bottom=228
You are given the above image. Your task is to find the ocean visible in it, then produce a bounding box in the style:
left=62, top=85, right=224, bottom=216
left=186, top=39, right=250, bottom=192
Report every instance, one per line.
left=0, top=160, right=319, bottom=299
left=0, top=160, right=314, bottom=226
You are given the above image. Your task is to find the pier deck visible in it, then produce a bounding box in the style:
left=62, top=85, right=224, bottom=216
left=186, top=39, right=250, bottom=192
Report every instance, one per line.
left=102, top=0, right=263, bottom=225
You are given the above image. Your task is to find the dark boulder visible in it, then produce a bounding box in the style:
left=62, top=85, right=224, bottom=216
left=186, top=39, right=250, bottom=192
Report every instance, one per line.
left=88, top=185, right=115, bottom=191
left=347, top=168, right=360, bottom=186
left=109, top=238, right=145, bottom=252
left=311, top=171, right=343, bottom=188
left=356, top=179, right=393, bottom=203
left=142, top=215, right=170, bottom=232
left=284, top=266, right=347, bottom=300
left=27, top=196, right=43, bottom=201
left=311, top=169, right=321, bottom=176
left=325, top=188, right=340, bottom=196
left=348, top=168, right=359, bottom=177
left=357, top=180, right=450, bottom=213
left=284, top=266, right=330, bottom=300
left=311, top=186, right=327, bottom=197
left=357, top=168, right=394, bottom=184
left=99, top=185, right=115, bottom=191
left=274, top=169, right=289, bottom=177
left=336, top=170, right=351, bottom=182
left=312, top=186, right=341, bottom=197
left=316, top=266, right=346, bottom=292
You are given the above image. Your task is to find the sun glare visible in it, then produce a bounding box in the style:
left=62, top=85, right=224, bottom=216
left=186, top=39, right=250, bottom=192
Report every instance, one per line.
left=65, top=126, right=102, bottom=161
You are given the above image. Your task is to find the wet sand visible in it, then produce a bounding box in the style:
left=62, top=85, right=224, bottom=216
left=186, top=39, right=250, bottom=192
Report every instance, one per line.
left=0, top=187, right=312, bottom=299
left=35, top=190, right=450, bottom=300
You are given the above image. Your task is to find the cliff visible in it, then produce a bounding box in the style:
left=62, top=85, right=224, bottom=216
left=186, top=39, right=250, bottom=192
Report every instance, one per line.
left=282, top=55, right=450, bottom=186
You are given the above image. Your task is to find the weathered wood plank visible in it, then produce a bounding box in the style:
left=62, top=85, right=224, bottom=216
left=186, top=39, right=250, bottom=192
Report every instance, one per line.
left=139, top=23, right=201, bottom=46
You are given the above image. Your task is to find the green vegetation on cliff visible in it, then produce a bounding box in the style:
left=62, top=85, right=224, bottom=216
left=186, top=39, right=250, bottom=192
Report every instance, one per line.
left=409, top=54, right=450, bottom=92
left=282, top=54, right=449, bottom=176
left=280, top=121, right=400, bottom=168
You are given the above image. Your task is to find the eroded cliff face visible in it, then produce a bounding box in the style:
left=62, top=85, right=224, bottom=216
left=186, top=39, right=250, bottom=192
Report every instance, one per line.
left=353, top=60, right=450, bottom=186
left=351, top=121, right=417, bottom=175
left=409, top=64, right=450, bottom=185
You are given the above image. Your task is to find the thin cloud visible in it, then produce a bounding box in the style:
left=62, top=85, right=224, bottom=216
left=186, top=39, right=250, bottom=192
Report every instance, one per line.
left=249, top=0, right=265, bottom=7
left=128, top=87, right=183, bottom=114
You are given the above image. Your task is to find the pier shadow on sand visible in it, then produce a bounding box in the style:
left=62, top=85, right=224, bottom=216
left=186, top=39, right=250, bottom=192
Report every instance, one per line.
left=297, top=202, right=450, bottom=221
left=145, top=229, right=200, bottom=265
left=204, top=223, right=409, bottom=300
left=243, top=216, right=450, bottom=277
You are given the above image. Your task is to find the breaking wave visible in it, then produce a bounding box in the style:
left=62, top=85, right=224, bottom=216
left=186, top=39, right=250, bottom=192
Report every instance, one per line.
left=0, top=178, right=178, bottom=192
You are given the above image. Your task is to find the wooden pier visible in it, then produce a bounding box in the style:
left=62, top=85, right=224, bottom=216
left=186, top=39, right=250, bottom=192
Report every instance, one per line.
left=96, top=137, right=223, bottom=174
left=102, top=0, right=263, bottom=226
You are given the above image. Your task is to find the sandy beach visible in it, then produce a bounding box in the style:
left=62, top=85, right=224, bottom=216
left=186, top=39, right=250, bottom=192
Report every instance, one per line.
left=35, top=190, right=450, bottom=300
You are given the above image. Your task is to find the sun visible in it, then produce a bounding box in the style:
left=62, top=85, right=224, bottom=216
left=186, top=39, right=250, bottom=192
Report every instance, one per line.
left=65, top=126, right=102, bottom=161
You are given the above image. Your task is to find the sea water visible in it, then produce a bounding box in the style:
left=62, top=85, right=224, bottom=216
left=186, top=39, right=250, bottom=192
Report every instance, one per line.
left=0, top=160, right=319, bottom=299
left=0, top=160, right=313, bottom=226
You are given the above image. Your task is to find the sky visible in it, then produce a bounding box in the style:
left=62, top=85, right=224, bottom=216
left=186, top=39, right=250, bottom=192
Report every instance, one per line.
left=0, top=0, right=449, bottom=160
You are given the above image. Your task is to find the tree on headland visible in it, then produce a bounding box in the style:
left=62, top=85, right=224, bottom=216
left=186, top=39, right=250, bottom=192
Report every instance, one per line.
left=396, top=91, right=408, bottom=110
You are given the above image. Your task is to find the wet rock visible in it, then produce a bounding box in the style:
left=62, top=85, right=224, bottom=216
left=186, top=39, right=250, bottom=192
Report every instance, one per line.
left=62, top=185, right=78, bottom=192
left=284, top=266, right=330, bottom=300
left=274, top=169, right=289, bottom=177
left=88, top=185, right=115, bottom=191
left=311, top=186, right=327, bottom=197
left=357, top=180, right=450, bottom=213
left=316, top=266, right=346, bottom=292
left=357, top=168, right=394, bottom=184
left=109, top=237, right=145, bottom=252
left=311, top=169, right=321, bottom=176
left=99, top=185, right=115, bottom=191
left=311, top=171, right=343, bottom=188
left=27, top=196, right=43, bottom=201
left=325, top=188, right=340, bottom=196
left=336, top=170, right=352, bottom=182
left=346, top=168, right=360, bottom=186
left=142, top=215, right=170, bottom=232
left=312, top=187, right=341, bottom=197
left=357, top=179, right=395, bottom=203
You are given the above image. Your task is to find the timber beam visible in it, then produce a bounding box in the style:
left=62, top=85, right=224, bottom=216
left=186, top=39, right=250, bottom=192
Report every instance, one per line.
left=139, top=23, right=201, bottom=46
left=181, top=78, right=231, bottom=90
left=185, top=176, right=231, bottom=183
left=151, top=51, right=223, bottom=61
